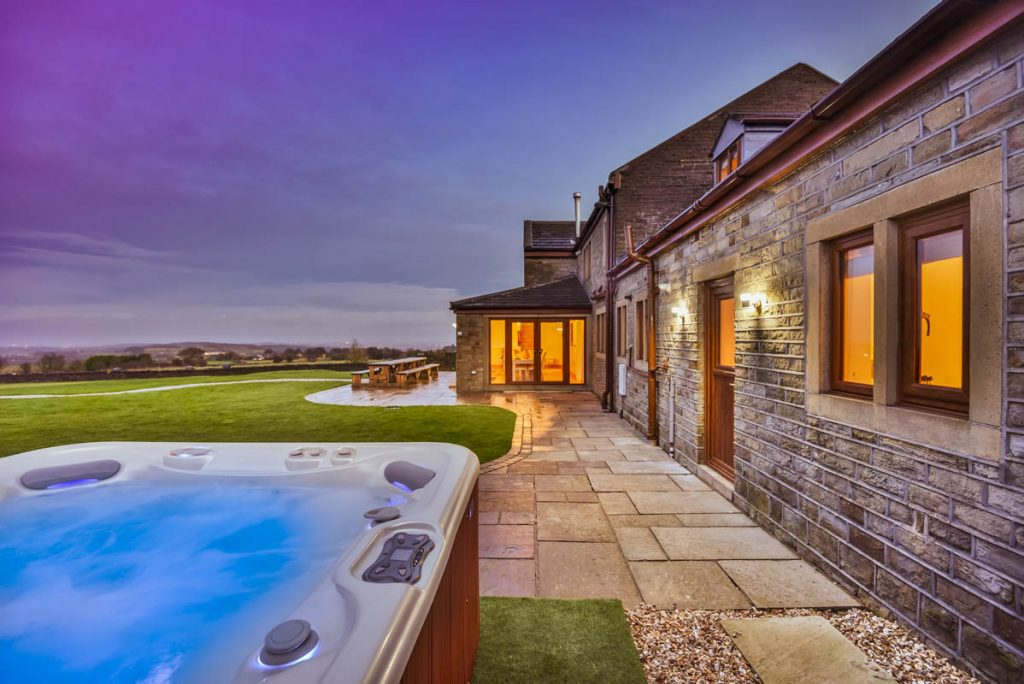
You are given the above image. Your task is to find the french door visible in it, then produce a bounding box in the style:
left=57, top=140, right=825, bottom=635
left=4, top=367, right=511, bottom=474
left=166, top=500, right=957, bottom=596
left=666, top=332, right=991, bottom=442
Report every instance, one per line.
left=490, top=318, right=585, bottom=385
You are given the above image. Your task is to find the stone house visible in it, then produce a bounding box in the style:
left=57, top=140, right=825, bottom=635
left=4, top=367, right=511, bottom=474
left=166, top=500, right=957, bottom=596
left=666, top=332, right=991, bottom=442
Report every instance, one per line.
left=452, top=1, right=1024, bottom=680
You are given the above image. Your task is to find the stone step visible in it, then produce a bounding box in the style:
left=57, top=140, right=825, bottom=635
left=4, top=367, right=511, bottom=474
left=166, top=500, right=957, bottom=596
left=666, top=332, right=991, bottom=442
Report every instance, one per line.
left=721, top=616, right=895, bottom=683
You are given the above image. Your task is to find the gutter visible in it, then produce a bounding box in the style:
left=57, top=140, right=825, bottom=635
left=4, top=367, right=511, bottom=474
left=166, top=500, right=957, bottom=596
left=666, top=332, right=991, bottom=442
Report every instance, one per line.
left=602, top=189, right=617, bottom=411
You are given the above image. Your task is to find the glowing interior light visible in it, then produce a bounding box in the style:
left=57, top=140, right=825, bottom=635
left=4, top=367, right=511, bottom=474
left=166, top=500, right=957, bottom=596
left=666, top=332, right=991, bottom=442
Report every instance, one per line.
left=391, top=481, right=413, bottom=494
left=45, top=478, right=100, bottom=490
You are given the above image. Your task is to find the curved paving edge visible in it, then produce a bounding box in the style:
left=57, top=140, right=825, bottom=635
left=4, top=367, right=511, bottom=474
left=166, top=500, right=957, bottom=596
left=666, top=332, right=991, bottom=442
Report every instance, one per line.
left=0, top=378, right=350, bottom=400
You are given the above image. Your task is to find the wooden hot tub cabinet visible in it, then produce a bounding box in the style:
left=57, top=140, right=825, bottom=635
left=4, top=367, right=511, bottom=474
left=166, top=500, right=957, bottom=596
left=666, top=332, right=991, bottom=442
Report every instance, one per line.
left=401, top=482, right=479, bottom=683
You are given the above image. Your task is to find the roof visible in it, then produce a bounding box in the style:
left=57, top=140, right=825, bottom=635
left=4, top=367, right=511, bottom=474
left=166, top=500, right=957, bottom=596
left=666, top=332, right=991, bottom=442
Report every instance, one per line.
left=620, top=0, right=1024, bottom=267
left=524, top=220, right=577, bottom=251
left=450, top=275, right=591, bottom=312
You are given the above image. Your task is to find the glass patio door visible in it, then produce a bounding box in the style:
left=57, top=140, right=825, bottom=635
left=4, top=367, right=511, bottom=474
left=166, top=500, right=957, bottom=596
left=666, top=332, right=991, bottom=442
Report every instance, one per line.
left=539, top=321, right=565, bottom=382
left=509, top=321, right=536, bottom=383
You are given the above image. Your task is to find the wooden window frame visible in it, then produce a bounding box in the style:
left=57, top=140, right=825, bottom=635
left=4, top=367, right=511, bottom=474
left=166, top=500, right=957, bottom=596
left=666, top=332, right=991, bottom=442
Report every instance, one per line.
left=634, top=298, right=647, bottom=364
left=715, top=138, right=742, bottom=184
left=492, top=318, right=586, bottom=386
left=616, top=305, right=627, bottom=358
left=595, top=311, right=606, bottom=355
left=581, top=243, right=592, bottom=281
left=898, top=201, right=970, bottom=416
left=830, top=229, right=875, bottom=398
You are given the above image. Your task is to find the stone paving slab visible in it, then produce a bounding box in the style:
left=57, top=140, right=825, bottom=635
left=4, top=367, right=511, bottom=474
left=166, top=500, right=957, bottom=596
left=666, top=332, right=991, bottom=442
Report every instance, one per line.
left=676, top=513, right=757, bottom=527
left=466, top=390, right=859, bottom=616
left=720, top=560, right=858, bottom=608
left=608, top=514, right=683, bottom=528
left=534, top=474, right=592, bottom=491
left=629, top=490, right=741, bottom=514
left=537, top=502, right=616, bottom=542
left=479, top=524, right=535, bottom=559
left=479, top=559, right=536, bottom=597
left=616, top=527, right=667, bottom=561
left=607, top=460, right=692, bottom=474
left=538, top=542, right=642, bottom=607
left=598, top=492, right=638, bottom=515
left=653, top=527, right=799, bottom=560
left=479, top=490, right=534, bottom=513
left=629, top=561, right=751, bottom=609
left=588, top=473, right=681, bottom=492
left=721, top=616, right=896, bottom=683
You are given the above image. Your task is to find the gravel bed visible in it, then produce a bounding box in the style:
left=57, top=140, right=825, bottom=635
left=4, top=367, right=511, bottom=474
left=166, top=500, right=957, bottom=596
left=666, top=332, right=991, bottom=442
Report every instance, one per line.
left=626, top=605, right=979, bottom=684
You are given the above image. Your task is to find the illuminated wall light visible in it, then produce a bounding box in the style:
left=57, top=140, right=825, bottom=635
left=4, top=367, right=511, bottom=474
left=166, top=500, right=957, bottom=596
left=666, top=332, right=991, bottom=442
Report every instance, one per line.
left=670, top=304, right=689, bottom=325
left=739, top=292, right=768, bottom=315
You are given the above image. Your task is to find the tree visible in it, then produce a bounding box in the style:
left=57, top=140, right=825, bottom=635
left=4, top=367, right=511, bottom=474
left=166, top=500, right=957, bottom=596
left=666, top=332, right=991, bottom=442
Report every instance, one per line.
left=177, top=347, right=207, bottom=366
left=0, top=356, right=7, bottom=372
left=19, top=362, right=32, bottom=375
left=39, top=353, right=65, bottom=373
left=348, top=339, right=366, bottom=363
left=282, top=348, right=300, bottom=362
left=67, top=359, right=84, bottom=371
left=327, top=347, right=347, bottom=361
left=304, top=347, right=326, bottom=362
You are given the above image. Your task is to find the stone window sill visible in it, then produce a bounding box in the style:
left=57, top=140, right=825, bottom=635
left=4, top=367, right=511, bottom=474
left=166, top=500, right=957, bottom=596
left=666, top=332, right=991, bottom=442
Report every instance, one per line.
left=806, top=391, right=999, bottom=461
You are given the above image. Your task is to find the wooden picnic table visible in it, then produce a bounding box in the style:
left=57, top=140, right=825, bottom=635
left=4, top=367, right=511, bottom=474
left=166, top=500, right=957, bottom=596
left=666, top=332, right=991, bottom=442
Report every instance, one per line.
left=351, top=357, right=439, bottom=387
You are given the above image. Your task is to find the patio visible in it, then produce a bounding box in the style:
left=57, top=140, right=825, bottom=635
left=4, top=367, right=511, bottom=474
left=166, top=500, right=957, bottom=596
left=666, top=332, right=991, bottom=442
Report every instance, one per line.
left=306, top=378, right=857, bottom=611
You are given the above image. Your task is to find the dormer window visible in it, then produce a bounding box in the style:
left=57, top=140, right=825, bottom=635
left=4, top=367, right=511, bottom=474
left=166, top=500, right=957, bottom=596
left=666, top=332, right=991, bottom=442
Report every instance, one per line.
left=711, top=113, right=798, bottom=186
left=715, top=139, right=742, bottom=183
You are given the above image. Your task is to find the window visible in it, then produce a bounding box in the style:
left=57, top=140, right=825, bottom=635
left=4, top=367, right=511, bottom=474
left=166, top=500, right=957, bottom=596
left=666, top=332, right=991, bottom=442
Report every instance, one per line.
left=595, top=311, right=606, bottom=354
left=831, top=230, right=874, bottom=397
left=635, top=299, right=647, bottom=363
left=899, top=201, right=969, bottom=415
left=616, top=305, right=627, bottom=357
left=581, top=243, right=592, bottom=281
left=805, top=149, right=1001, bottom=457
left=715, top=139, right=741, bottom=183
left=489, top=319, right=505, bottom=384
left=488, top=318, right=586, bottom=385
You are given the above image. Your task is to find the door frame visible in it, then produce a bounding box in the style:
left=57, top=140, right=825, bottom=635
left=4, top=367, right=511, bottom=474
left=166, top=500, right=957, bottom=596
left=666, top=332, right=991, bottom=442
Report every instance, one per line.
left=705, top=276, right=736, bottom=481
left=498, top=318, right=585, bottom=385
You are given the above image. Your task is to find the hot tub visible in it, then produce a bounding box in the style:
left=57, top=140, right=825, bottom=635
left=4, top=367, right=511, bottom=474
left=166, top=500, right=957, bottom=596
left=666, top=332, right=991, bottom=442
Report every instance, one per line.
left=0, top=441, right=480, bottom=684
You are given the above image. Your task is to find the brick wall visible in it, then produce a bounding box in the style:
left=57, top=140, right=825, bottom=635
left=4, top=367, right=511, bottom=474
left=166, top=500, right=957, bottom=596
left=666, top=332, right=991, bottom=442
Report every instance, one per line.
left=650, top=27, right=1024, bottom=683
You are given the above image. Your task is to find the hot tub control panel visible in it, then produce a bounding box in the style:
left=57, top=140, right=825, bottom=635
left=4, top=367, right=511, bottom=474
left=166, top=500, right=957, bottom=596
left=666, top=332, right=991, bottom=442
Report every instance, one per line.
left=362, top=533, right=434, bottom=584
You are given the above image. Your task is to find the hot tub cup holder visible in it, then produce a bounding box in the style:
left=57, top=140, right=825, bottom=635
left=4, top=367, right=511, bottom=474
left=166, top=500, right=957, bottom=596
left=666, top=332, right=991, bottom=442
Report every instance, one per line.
left=286, top=446, right=325, bottom=471
left=163, top=447, right=214, bottom=471
left=331, top=446, right=356, bottom=466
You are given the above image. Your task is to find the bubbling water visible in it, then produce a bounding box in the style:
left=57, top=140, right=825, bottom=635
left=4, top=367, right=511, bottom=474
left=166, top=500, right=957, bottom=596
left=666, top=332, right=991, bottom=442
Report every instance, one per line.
left=0, top=479, right=392, bottom=683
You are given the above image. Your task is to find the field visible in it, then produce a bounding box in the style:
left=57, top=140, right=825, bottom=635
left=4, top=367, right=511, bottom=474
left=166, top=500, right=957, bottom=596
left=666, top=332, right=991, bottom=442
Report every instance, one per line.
left=0, top=371, right=515, bottom=461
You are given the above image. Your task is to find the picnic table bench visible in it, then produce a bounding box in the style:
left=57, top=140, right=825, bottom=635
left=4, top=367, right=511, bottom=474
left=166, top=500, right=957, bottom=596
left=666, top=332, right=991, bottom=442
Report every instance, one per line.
left=395, top=363, right=440, bottom=385
left=352, top=357, right=440, bottom=387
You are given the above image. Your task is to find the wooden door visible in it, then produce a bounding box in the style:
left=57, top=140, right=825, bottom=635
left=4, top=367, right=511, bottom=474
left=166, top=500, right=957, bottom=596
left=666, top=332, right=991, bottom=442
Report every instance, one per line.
left=706, top=277, right=736, bottom=481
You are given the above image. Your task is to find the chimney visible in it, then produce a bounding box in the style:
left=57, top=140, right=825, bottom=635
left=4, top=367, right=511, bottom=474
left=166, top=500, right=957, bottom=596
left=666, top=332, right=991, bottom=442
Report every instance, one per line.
left=573, top=192, right=582, bottom=237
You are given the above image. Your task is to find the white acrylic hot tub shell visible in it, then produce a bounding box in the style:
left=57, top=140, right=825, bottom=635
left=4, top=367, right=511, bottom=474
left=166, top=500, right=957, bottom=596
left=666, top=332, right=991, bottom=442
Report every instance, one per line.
left=0, top=441, right=480, bottom=684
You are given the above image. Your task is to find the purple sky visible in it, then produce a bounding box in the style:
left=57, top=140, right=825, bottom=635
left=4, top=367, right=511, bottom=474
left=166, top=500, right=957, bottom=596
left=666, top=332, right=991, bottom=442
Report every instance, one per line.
left=0, top=0, right=939, bottom=348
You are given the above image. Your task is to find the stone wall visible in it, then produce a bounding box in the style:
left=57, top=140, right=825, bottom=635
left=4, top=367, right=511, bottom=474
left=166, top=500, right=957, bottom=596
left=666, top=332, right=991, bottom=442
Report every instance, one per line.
left=454, top=313, right=487, bottom=392
left=579, top=212, right=609, bottom=400
left=650, top=27, right=1024, bottom=683
left=523, top=256, right=577, bottom=287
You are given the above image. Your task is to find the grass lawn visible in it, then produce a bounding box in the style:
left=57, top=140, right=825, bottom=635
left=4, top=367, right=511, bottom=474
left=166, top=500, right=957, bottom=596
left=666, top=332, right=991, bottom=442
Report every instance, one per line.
left=0, top=369, right=352, bottom=396
left=473, top=597, right=646, bottom=684
left=0, top=373, right=515, bottom=461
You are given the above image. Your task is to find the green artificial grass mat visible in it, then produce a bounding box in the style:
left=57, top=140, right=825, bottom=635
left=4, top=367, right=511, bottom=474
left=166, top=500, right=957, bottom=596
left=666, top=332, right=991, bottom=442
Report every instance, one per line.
left=473, top=597, right=646, bottom=684
left=0, top=374, right=515, bottom=462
